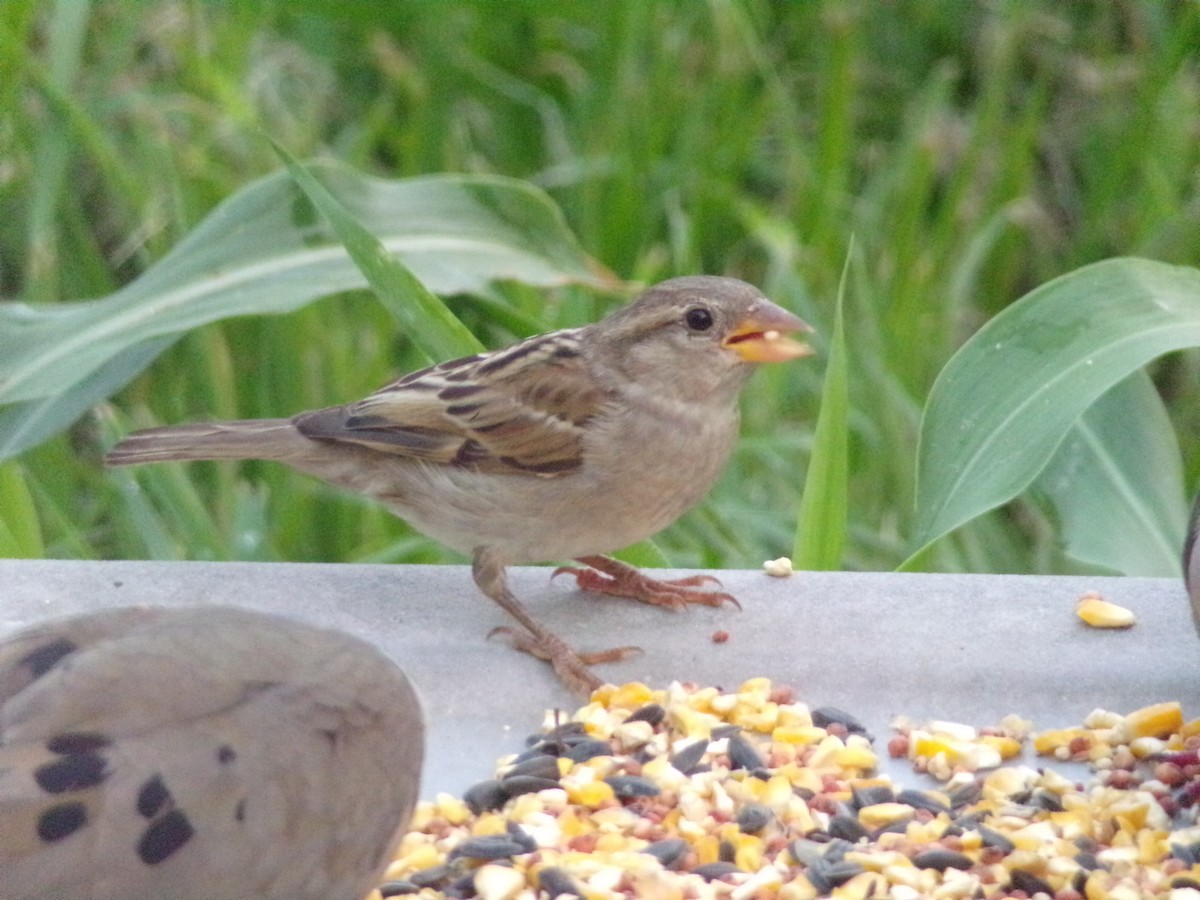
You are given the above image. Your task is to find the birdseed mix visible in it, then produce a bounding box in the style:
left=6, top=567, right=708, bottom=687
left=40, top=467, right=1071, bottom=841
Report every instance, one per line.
left=371, top=679, right=1200, bottom=899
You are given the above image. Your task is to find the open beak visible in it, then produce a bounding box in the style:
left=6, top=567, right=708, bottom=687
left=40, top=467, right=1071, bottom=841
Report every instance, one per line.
left=722, top=300, right=814, bottom=363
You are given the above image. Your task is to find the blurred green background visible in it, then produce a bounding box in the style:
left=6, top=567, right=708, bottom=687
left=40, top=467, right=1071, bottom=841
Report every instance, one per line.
left=3, top=0, right=1199, bottom=574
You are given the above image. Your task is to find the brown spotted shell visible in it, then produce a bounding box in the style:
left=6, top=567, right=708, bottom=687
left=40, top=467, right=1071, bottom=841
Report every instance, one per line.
left=0, top=605, right=424, bottom=900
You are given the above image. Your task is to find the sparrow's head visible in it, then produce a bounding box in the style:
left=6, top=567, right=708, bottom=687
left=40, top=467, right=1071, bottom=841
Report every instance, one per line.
left=594, top=276, right=813, bottom=401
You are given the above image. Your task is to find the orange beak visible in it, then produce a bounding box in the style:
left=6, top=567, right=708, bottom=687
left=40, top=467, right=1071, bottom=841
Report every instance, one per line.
left=722, top=300, right=814, bottom=363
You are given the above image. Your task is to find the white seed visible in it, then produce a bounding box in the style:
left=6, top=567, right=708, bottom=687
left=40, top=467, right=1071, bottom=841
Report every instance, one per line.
left=474, top=863, right=526, bottom=900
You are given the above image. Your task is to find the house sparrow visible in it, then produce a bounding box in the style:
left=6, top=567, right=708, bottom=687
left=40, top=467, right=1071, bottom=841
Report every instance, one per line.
left=0, top=605, right=424, bottom=900
left=105, top=276, right=813, bottom=694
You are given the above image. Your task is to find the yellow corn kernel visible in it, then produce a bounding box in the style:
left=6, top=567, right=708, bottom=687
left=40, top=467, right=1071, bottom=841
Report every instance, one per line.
left=693, top=834, right=721, bottom=865
left=858, top=802, right=915, bottom=830
left=391, top=842, right=443, bottom=876
left=594, top=832, right=629, bottom=853
left=834, top=743, right=879, bottom=771
left=730, top=702, right=780, bottom=732
left=1076, top=594, right=1137, bottom=629
left=608, top=681, right=655, bottom=709
left=734, top=840, right=764, bottom=872
left=979, top=734, right=1023, bottom=760
left=773, top=725, right=829, bottom=745
left=405, top=800, right=435, bottom=832
left=568, top=780, right=615, bottom=809
left=739, top=676, right=774, bottom=695
left=1033, top=728, right=1090, bottom=755
left=1122, top=701, right=1183, bottom=740
left=472, top=812, right=509, bottom=836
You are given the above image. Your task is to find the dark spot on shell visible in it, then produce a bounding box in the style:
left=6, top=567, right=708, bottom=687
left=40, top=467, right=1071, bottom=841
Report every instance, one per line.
left=138, top=809, right=195, bottom=865
left=537, top=866, right=580, bottom=897
left=235, top=798, right=246, bottom=822
left=217, top=745, right=236, bottom=765
left=1009, top=869, right=1054, bottom=895
left=137, top=775, right=171, bottom=818
left=35, top=752, right=107, bottom=793
left=22, top=638, right=77, bottom=679
left=37, top=802, right=87, bottom=842
left=463, top=779, right=507, bottom=815
left=736, top=803, right=773, bottom=834
left=726, top=732, right=764, bottom=771
left=691, top=861, right=741, bottom=882
left=642, top=838, right=689, bottom=868
left=46, top=732, right=111, bottom=754
left=912, top=848, right=974, bottom=871
left=604, top=775, right=661, bottom=799
left=669, top=739, right=708, bottom=775
left=625, top=703, right=666, bottom=726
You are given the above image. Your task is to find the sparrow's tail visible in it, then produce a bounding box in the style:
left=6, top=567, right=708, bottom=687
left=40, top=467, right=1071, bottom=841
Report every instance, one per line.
left=105, top=419, right=305, bottom=466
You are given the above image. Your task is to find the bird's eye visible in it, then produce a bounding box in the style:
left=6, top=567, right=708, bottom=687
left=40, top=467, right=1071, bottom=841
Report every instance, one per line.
left=684, top=306, right=714, bottom=332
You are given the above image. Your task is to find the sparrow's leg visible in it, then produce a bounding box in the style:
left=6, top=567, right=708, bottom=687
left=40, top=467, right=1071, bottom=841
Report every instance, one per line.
left=555, top=555, right=741, bottom=610
left=472, top=549, right=637, bottom=696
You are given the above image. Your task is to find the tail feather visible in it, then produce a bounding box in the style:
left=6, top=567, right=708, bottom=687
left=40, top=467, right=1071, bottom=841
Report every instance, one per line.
left=105, top=420, right=304, bottom=466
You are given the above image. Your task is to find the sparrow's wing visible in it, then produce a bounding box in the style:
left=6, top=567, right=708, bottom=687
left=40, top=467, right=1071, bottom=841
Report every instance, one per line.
left=294, top=328, right=614, bottom=477
left=0, top=606, right=423, bottom=900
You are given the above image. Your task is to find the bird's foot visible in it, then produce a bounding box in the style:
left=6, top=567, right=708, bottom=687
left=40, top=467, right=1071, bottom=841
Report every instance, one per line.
left=554, top=555, right=741, bottom=611
left=488, top=627, right=640, bottom=696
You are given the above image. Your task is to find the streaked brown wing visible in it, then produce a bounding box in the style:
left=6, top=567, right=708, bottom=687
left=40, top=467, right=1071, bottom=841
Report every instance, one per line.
left=293, top=329, right=614, bottom=476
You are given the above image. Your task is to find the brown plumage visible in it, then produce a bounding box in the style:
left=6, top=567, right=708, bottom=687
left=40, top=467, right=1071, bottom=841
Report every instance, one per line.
left=106, top=276, right=813, bottom=693
left=0, top=605, right=424, bottom=900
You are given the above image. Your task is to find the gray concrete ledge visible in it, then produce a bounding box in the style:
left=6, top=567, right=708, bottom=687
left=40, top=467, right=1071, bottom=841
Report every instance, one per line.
left=4, top=560, right=1198, bottom=797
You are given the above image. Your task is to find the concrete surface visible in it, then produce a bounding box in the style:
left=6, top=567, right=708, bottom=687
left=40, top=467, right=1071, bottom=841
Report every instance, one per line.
left=4, top=559, right=1198, bottom=799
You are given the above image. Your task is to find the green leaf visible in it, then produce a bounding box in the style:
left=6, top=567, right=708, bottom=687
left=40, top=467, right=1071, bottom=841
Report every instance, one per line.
left=612, top=540, right=672, bottom=569
left=272, top=143, right=484, bottom=362
left=1032, top=371, right=1186, bottom=575
left=909, top=258, right=1200, bottom=564
left=0, top=161, right=609, bottom=459
left=0, top=462, right=44, bottom=557
left=793, top=252, right=849, bottom=569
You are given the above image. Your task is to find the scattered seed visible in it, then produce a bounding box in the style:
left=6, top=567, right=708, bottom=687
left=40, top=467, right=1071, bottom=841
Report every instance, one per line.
left=604, top=774, right=660, bottom=798
left=726, top=731, right=765, bottom=770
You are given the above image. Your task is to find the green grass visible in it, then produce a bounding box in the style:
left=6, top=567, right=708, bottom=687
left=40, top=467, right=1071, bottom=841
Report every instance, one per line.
left=3, top=0, right=1199, bottom=575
